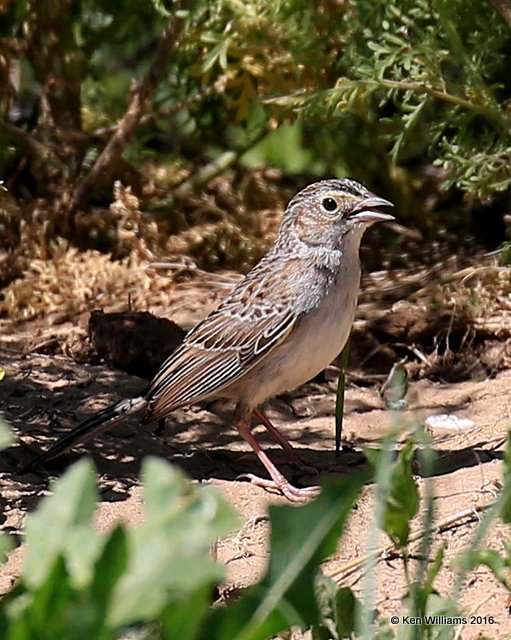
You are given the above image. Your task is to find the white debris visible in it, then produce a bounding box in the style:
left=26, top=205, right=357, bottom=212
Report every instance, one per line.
left=425, top=414, right=476, bottom=432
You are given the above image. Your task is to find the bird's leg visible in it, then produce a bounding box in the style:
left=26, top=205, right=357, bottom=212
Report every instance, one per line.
left=152, top=418, right=166, bottom=437
left=251, top=407, right=318, bottom=475
left=252, top=407, right=351, bottom=474
left=235, top=419, right=320, bottom=504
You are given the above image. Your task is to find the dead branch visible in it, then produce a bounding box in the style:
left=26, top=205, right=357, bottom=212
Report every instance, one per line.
left=0, top=121, right=66, bottom=183
left=89, top=82, right=221, bottom=140
left=70, top=17, right=180, bottom=212
left=490, top=0, right=511, bottom=29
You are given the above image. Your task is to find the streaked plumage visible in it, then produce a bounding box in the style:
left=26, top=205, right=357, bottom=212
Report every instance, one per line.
left=21, top=179, right=394, bottom=502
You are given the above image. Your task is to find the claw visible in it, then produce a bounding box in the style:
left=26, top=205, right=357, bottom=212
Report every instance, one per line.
left=238, top=473, right=320, bottom=503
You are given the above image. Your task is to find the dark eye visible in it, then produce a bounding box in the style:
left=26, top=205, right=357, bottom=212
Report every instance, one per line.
left=322, top=197, right=338, bottom=212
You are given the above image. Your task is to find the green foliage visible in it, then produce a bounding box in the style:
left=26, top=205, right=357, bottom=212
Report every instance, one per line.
left=313, top=576, right=360, bottom=640
left=364, top=439, right=419, bottom=547
left=500, top=242, right=511, bottom=266
left=1, top=458, right=239, bottom=639
left=382, top=441, right=419, bottom=547
left=500, top=218, right=511, bottom=265
left=197, top=477, right=367, bottom=640
left=23, top=460, right=100, bottom=589
left=3, top=0, right=510, bottom=213
left=2, top=429, right=511, bottom=639
left=0, top=458, right=367, bottom=639
left=0, top=413, right=13, bottom=451
left=267, top=0, right=511, bottom=199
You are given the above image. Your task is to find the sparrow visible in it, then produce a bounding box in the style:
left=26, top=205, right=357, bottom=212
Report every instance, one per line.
left=20, top=179, right=394, bottom=502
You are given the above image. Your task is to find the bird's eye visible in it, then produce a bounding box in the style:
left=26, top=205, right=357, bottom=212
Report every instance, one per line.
left=322, top=197, right=338, bottom=212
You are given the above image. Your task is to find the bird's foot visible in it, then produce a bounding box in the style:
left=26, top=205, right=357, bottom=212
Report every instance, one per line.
left=238, top=473, right=320, bottom=503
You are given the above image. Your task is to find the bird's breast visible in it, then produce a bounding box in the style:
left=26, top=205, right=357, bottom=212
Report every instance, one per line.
left=235, top=253, right=362, bottom=407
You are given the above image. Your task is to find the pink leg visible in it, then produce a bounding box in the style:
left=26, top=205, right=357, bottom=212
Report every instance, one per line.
left=251, top=407, right=350, bottom=474
left=236, top=419, right=320, bottom=504
left=251, top=407, right=318, bottom=474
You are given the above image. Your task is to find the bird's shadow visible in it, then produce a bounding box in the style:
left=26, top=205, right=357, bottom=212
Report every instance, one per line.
left=3, top=418, right=504, bottom=518
left=1, top=347, right=504, bottom=518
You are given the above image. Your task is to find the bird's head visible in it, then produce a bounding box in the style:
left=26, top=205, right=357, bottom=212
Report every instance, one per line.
left=280, top=179, right=394, bottom=249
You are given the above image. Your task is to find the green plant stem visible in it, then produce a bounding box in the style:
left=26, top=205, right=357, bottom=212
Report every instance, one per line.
left=359, top=78, right=509, bottom=131
left=268, top=78, right=511, bottom=131
left=410, top=430, right=437, bottom=640
left=335, top=338, right=350, bottom=456
left=450, top=500, right=501, bottom=602
left=360, top=436, right=396, bottom=640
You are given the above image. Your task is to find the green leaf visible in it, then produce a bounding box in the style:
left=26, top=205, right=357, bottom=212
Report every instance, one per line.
left=423, top=543, right=446, bottom=597
left=0, top=415, right=14, bottom=450
left=313, top=573, right=338, bottom=640
left=29, top=557, right=73, bottom=635
left=6, top=556, right=75, bottom=638
left=108, top=457, right=238, bottom=628
left=23, top=459, right=100, bottom=589
left=381, top=362, right=408, bottom=411
left=198, top=474, right=367, bottom=640
left=499, top=241, right=511, bottom=266
left=91, top=525, right=128, bottom=613
left=160, top=584, right=213, bottom=640
left=383, top=442, right=419, bottom=547
left=334, top=587, right=359, bottom=639
left=335, top=339, right=350, bottom=456
left=150, top=0, right=171, bottom=18
left=458, top=548, right=511, bottom=590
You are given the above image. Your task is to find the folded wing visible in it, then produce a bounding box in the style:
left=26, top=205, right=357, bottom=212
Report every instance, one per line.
left=145, top=265, right=299, bottom=420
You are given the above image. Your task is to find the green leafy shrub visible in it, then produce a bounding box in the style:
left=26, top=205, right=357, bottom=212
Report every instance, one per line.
left=0, top=450, right=367, bottom=639
left=3, top=0, right=510, bottom=207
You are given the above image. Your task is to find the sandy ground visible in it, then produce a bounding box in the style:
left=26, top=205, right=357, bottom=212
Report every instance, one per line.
left=1, top=343, right=511, bottom=638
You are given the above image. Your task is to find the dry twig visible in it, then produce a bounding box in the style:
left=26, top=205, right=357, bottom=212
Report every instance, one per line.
left=325, top=503, right=491, bottom=583
left=71, top=17, right=181, bottom=211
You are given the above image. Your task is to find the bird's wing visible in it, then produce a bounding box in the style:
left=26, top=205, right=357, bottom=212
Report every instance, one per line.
left=145, top=259, right=302, bottom=419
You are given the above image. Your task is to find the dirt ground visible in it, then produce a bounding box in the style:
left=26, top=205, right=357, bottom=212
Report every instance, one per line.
left=1, top=270, right=511, bottom=639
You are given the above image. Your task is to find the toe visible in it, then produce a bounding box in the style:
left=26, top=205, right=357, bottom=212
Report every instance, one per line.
left=237, top=472, right=320, bottom=503
left=281, top=483, right=320, bottom=503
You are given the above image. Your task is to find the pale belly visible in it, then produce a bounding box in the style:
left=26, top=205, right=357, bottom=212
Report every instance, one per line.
left=233, top=262, right=361, bottom=407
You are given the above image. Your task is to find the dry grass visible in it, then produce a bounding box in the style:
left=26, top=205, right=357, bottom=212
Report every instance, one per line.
left=0, top=170, right=288, bottom=324
left=1, top=171, right=510, bottom=366
left=1, top=246, right=177, bottom=322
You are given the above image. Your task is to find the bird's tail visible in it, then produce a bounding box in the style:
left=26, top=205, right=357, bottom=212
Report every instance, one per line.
left=19, top=396, right=147, bottom=473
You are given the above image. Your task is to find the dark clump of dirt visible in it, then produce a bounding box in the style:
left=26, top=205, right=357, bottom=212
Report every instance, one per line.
left=371, top=300, right=471, bottom=348
left=88, top=310, right=186, bottom=379
left=350, top=300, right=510, bottom=384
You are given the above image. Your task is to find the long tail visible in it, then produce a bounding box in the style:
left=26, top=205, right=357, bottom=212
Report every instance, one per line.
left=19, top=396, right=147, bottom=473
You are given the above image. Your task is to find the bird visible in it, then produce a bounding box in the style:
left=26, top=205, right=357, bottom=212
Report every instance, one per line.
left=20, top=179, right=394, bottom=502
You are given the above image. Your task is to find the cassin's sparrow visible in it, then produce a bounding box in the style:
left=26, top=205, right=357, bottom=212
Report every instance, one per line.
left=22, top=179, right=394, bottom=502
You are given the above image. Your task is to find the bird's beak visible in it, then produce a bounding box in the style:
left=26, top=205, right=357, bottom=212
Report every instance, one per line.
left=349, top=194, right=395, bottom=224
